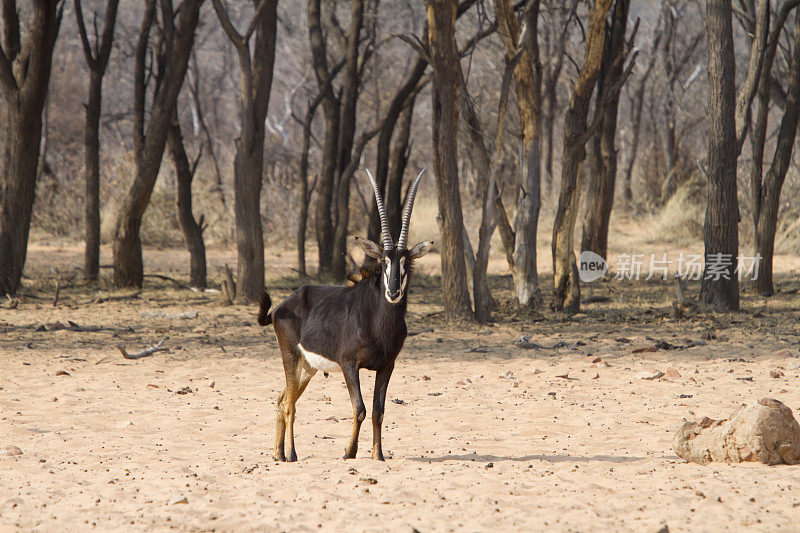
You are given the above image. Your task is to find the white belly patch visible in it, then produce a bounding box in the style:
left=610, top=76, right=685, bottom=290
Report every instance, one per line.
left=297, top=343, right=341, bottom=372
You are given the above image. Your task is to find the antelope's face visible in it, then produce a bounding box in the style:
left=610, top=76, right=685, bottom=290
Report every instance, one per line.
left=382, top=249, right=408, bottom=304
left=357, top=239, right=433, bottom=305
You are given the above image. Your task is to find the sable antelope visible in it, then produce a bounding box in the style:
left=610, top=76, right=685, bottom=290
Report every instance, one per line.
left=258, top=168, right=432, bottom=461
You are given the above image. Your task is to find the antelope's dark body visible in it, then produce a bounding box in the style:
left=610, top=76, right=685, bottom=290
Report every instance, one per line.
left=266, top=272, right=408, bottom=372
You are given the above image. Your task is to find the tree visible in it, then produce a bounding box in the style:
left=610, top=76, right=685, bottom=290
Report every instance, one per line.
left=211, top=0, right=278, bottom=302
left=308, top=0, right=340, bottom=277
left=427, top=0, right=472, bottom=320
left=496, top=0, right=544, bottom=309
left=111, top=0, right=204, bottom=288
left=551, top=0, right=617, bottom=313
left=0, top=0, right=63, bottom=296
left=75, top=0, right=119, bottom=282
left=167, top=111, right=207, bottom=288
left=749, top=1, right=800, bottom=295
left=701, top=0, right=739, bottom=310
left=580, top=0, right=630, bottom=260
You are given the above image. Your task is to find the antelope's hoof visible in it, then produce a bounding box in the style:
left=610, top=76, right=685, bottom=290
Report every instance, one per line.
left=343, top=449, right=358, bottom=459
left=274, top=452, right=286, bottom=462
left=372, top=452, right=385, bottom=461
left=288, top=450, right=298, bottom=462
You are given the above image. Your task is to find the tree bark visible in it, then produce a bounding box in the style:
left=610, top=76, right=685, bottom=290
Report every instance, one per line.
left=427, top=0, right=472, bottom=320
left=581, top=0, right=630, bottom=261
left=753, top=5, right=800, bottom=295
left=167, top=114, right=206, bottom=288
left=385, top=94, right=416, bottom=239
left=212, top=0, right=278, bottom=302
left=112, top=0, right=203, bottom=288
left=551, top=0, right=614, bottom=314
left=331, top=0, right=365, bottom=279
left=75, top=0, right=119, bottom=282
left=701, top=0, right=739, bottom=311
left=0, top=0, right=62, bottom=296
left=309, top=0, right=340, bottom=276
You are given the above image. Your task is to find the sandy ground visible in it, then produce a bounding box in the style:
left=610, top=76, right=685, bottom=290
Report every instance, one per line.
left=2, top=243, right=800, bottom=532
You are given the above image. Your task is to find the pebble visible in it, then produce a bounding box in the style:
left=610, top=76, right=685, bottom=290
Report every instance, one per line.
left=637, top=370, right=664, bottom=380
left=2, top=445, right=23, bottom=456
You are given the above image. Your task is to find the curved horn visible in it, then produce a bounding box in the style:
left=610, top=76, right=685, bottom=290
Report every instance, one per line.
left=397, top=168, right=426, bottom=251
left=366, top=168, right=393, bottom=250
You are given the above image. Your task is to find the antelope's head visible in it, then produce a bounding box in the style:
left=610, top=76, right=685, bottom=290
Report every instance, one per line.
left=357, top=169, right=432, bottom=304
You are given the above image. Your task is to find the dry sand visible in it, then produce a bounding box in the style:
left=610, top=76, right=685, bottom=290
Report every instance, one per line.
left=2, top=244, right=800, bottom=531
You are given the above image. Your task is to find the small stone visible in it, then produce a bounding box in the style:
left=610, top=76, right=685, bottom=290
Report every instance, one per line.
left=359, top=477, right=378, bottom=485
left=592, top=373, right=600, bottom=380
left=168, top=495, right=189, bottom=505
left=555, top=373, right=570, bottom=379
left=770, top=370, right=784, bottom=379
left=665, top=368, right=681, bottom=379
left=588, top=357, right=602, bottom=364
left=422, top=375, right=431, bottom=381
left=533, top=368, right=543, bottom=375
left=637, top=370, right=664, bottom=380
left=2, top=445, right=23, bottom=456
left=631, top=345, right=658, bottom=354
left=209, top=381, right=215, bottom=388
left=484, top=462, right=493, bottom=469
left=776, top=349, right=795, bottom=358
left=175, top=386, right=192, bottom=395
left=55, top=370, right=70, bottom=376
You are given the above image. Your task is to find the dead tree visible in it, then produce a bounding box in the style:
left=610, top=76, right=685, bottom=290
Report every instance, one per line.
left=496, top=0, right=545, bottom=310
left=167, top=112, right=206, bottom=288
left=75, top=0, right=119, bottom=282
left=539, top=0, right=578, bottom=196
left=308, top=0, right=340, bottom=277
left=111, top=0, right=203, bottom=288
left=700, top=0, right=739, bottom=310
left=211, top=0, right=278, bottom=302
left=0, top=1, right=63, bottom=296
left=580, top=0, right=631, bottom=261
left=428, top=0, right=472, bottom=320
left=749, top=1, right=800, bottom=295
left=551, top=0, right=617, bottom=313
left=330, top=0, right=366, bottom=280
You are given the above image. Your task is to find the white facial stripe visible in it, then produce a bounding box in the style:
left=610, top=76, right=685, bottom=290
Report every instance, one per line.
left=297, top=343, right=340, bottom=372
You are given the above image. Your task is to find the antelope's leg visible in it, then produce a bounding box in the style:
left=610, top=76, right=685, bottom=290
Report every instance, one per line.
left=342, top=364, right=366, bottom=459
left=274, top=389, right=287, bottom=462
left=372, top=362, right=394, bottom=461
left=285, top=363, right=316, bottom=462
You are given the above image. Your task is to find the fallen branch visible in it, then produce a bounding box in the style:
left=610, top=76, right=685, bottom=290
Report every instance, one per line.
left=115, top=339, right=168, bottom=360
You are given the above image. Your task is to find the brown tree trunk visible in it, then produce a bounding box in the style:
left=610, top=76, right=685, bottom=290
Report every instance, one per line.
left=167, top=116, right=206, bottom=288
left=753, top=6, right=800, bottom=296
left=385, top=94, right=416, bottom=239
left=309, top=0, right=340, bottom=276
left=552, top=0, right=614, bottom=314
left=0, top=1, right=61, bottom=296
left=112, top=0, right=203, bottom=288
left=75, top=0, right=119, bottom=282
left=700, top=0, right=739, bottom=311
left=212, top=0, right=278, bottom=302
left=331, top=0, right=365, bottom=280
left=427, top=0, right=472, bottom=320
left=581, top=0, right=630, bottom=260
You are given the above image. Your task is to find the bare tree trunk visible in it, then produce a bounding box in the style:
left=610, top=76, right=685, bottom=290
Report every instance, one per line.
left=112, top=0, right=203, bottom=288
left=167, top=114, right=206, bottom=288
left=212, top=0, right=278, bottom=302
left=581, top=0, right=630, bottom=260
left=331, top=0, right=365, bottom=279
left=309, top=0, right=340, bottom=276
left=75, top=0, right=119, bottom=282
left=297, top=98, right=321, bottom=276
left=701, top=0, right=739, bottom=311
left=428, top=0, right=472, bottom=320
left=385, top=94, right=416, bottom=238
left=552, top=0, right=614, bottom=314
left=753, top=6, right=800, bottom=295
left=0, top=1, right=62, bottom=296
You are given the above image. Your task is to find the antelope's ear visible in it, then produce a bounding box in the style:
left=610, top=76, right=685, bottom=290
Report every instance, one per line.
left=356, top=236, right=383, bottom=259
left=409, top=241, right=433, bottom=260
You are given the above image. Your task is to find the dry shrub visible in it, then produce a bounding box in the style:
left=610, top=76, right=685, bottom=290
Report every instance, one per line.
left=644, top=179, right=704, bottom=247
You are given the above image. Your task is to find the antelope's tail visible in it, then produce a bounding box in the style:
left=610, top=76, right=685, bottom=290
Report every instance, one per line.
left=257, top=290, right=272, bottom=326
